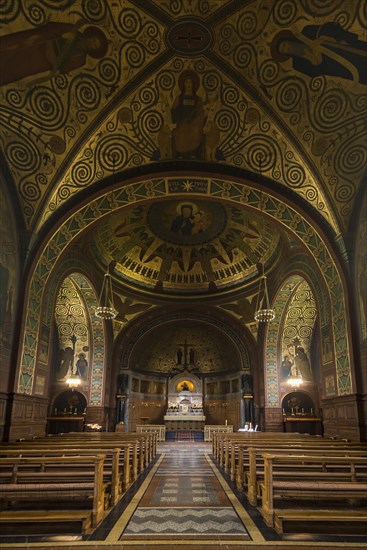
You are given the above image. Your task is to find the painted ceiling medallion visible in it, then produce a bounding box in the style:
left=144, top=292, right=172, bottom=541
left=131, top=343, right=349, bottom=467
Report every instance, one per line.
left=166, top=19, right=213, bottom=55
left=147, top=200, right=226, bottom=245
left=93, top=199, right=281, bottom=297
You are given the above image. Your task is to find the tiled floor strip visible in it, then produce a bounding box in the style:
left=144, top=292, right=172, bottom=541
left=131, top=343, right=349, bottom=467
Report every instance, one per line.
left=106, top=442, right=264, bottom=543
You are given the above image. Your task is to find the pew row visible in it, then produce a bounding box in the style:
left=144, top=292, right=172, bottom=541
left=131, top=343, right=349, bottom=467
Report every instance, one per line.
left=246, top=446, right=367, bottom=506
left=0, top=510, right=92, bottom=535
left=46, top=431, right=157, bottom=470
left=0, top=447, right=122, bottom=505
left=234, top=442, right=367, bottom=491
left=0, top=455, right=106, bottom=527
left=0, top=432, right=158, bottom=534
left=259, top=453, right=367, bottom=527
left=212, top=431, right=326, bottom=461
left=8, top=435, right=152, bottom=485
left=273, top=508, right=367, bottom=535
left=214, top=432, right=362, bottom=475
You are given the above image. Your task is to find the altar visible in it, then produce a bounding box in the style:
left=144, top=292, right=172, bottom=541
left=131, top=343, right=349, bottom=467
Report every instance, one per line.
left=164, top=372, right=205, bottom=431
left=164, top=415, right=205, bottom=431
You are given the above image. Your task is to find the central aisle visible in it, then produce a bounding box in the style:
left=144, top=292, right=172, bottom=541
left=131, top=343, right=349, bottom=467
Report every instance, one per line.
left=105, top=442, right=264, bottom=544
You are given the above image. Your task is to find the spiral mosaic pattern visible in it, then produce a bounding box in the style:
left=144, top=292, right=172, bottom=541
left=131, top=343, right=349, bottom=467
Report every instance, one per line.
left=0, top=0, right=365, bottom=239
left=55, top=277, right=89, bottom=351
left=277, top=1, right=300, bottom=23
left=83, top=0, right=106, bottom=22
left=282, top=280, right=317, bottom=356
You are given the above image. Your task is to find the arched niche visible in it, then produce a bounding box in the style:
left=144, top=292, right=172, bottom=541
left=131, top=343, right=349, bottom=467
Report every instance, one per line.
left=51, top=389, right=87, bottom=416
left=281, top=391, right=315, bottom=416
left=167, top=373, right=203, bottom=413
left=264, top=274, right=321, bottom=411
left=34, top=267, right=107, bottom=408
left=126, top=317, right=247, bottom=376
left=54, top=275, right=91, bottom=384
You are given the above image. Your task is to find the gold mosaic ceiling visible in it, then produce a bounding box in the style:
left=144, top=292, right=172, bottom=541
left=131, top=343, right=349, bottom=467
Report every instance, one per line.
left=92, top=199, right=282, bottom=297
left=1, top=0, right=366, bottom=236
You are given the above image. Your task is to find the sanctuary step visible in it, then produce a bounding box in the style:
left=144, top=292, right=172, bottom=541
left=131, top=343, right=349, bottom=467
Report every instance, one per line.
left=176, top=431, right=195, bottom=441
left=166, top=431, right=204, bottom=441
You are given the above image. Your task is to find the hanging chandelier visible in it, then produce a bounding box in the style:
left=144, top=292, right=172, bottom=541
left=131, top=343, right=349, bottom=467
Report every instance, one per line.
left=66, top=334, right=82, bottom=388
left=66, top=372, right=82, bottom=388
left=287, top=369, right=303, bottom=388
left=254, top=265, right=275, bottom=322
left=253, top=158, right=274, bottom=323
left=95, top=267, right=117, bottom=320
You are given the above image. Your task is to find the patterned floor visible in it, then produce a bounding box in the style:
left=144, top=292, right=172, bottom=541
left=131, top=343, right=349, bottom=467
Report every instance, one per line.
left=120, top=445, right=253, bottom=541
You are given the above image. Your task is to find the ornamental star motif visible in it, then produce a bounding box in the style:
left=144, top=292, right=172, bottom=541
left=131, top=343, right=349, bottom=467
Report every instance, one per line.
left=183, top=180, right=193, bottom=191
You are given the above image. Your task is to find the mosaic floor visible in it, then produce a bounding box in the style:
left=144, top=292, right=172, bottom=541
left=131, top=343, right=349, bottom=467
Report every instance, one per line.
left=1, top=442, right=367, bottom=549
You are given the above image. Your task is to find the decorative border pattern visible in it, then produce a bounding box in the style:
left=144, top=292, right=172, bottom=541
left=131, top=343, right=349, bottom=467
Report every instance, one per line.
left=70, top=274, right=105, bottom=406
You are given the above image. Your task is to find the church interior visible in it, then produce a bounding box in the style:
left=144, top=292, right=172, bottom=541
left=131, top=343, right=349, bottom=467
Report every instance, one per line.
left=0, top=0, right=366, bottom=548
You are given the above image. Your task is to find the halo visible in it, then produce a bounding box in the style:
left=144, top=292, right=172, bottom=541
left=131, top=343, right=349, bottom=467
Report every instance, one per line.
left=178, top=69, right=200, bottom=93
left=175, top=201, right=198, bottom=215
left=270, top=30, right=297, bottom=63
left=83, top=26, right=109, bottom=59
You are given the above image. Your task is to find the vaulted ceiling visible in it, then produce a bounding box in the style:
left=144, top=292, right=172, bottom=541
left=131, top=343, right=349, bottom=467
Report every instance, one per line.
left=1, top=0, right=366, bottom=304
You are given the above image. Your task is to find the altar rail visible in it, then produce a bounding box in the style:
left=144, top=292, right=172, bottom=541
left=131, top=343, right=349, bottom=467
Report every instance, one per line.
left=136, top=425, right=166, bottom=442
left=204, top=425, right=233, bottom=442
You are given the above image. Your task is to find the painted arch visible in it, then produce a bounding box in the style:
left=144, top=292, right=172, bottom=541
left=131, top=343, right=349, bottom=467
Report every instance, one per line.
left=34, top=267, right=106, bottom=406
left=16, top=175, right=352, bottom=397
left=265, top=275, right=319, bottom=407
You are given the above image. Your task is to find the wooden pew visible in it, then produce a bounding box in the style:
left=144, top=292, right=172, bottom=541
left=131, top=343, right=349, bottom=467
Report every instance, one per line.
left=2, top=441, right=136, bottom=491
left=11, top=429, right=160, bottom=484
left=0, top=447, right=121, bottom=505
left=212, top=430, right=317, bottom=458
left=59, top=431, right=158, bottom=461
left=50, top=431, right=156, bottom=472
left=273, top=508, right=367, bottom=535
left=259, top=453, right=367, bottom=527
left=0, top=510, right=92, bottom=535
left=246, top=446, right=367, bottom=506
left=216, top=431, right=351, bottom=478
left=233, top=440, right=367, bottom=489
left=0, top=432, right=158, bottom=535
left=213, top=432, right=318, bottom=471
left=0, top=455, right=106, bottom=527
left=136, top=425, right=166, bottom=442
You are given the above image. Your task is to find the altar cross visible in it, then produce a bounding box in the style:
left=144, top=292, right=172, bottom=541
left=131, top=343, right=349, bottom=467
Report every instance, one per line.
left=176, top=338, right=195, bottom=366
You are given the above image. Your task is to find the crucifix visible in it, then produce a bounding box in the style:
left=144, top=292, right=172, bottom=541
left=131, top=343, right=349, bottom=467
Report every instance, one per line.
left=176, top=338, right=195, bottom=367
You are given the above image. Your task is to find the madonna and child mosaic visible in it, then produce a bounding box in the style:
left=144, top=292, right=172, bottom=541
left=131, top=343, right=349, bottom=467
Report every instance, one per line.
left=147, top=200, right=227, bottom=245
left=93, top=200, right=280, bottom=295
